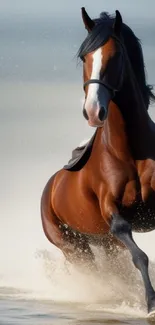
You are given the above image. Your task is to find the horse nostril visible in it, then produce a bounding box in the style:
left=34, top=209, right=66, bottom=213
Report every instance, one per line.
left=98, top=107, right=106, bottom=121
left=83, top=108, right=89, bottom=120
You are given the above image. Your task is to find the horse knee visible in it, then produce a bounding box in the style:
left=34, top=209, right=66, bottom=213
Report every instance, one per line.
left=111, top=214, right=149, bottom=271
left=110, top=214, right=131, bottom=238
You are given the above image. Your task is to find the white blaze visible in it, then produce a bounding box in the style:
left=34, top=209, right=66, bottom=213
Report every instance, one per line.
left=85, top=48, right=102, bottom=115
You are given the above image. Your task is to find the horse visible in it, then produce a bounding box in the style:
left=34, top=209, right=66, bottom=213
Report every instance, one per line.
left=41, top=8, right=155, bottom=316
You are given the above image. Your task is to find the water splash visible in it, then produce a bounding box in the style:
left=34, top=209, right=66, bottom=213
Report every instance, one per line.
left=1, top=243, right=154, bottom=318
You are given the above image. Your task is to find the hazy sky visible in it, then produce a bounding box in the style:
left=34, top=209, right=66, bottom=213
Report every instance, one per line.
left=0, top=0, right=155, bottom=20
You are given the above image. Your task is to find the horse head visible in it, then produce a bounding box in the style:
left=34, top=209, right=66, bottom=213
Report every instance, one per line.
left=80, top=8, right=125, bottom=127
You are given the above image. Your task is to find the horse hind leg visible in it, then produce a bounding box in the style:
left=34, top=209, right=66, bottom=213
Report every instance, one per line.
left=43, top=212, right=95, bottom=267
left=60, top=224, right=96, bottom=267
left=41, top=176, right=95, bottom=267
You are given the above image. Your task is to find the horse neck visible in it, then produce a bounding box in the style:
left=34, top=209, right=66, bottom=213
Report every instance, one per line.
left=93, top=102, right=133, bottom=163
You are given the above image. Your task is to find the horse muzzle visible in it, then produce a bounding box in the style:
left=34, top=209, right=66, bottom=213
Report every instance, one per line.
left=83, top=82, right=114, bottom=127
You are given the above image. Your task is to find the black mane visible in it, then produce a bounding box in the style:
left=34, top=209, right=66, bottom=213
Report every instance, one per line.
left=78, top=12, right=155, bottom=109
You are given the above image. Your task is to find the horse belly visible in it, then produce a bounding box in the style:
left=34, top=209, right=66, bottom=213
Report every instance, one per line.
left=52, top=171, right=109, bottom=234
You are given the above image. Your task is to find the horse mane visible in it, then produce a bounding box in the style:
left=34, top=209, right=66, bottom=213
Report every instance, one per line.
left=78, top=12, right=155, bottom=109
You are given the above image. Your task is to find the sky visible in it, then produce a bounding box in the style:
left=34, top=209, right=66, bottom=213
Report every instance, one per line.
left=0, top=0, right=155, bottom=21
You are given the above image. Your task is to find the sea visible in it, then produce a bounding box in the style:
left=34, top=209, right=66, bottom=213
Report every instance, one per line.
left=0, top=4, right=155, bottom=325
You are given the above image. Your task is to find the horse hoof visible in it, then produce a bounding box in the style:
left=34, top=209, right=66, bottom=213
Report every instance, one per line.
left=147, top=310, right=155, bottom=321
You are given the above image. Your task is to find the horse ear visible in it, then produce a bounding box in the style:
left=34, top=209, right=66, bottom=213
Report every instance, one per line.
left=113, top=10, right=122, bottom=36
left=81, top=7, right=95, bottom=32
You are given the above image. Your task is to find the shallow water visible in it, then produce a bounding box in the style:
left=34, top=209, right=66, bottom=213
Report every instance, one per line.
left=0, top=300, right=145, bottom=325
left=0, top=298, right=151, bottom=325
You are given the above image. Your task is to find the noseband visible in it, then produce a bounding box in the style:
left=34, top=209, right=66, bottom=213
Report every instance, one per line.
left=83, top=79, right=115, bottom=96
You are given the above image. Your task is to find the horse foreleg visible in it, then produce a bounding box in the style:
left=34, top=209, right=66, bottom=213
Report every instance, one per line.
left=110, top=213, right=155, bottom=314
left=100, top=232, right=124, bottom=258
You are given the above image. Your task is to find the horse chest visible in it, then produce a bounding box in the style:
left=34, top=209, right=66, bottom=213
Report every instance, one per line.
left=101, top=153, right=135, bottom=195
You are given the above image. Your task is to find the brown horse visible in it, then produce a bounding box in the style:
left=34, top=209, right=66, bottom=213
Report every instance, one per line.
left=41, top=8, right=155, bottom=316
